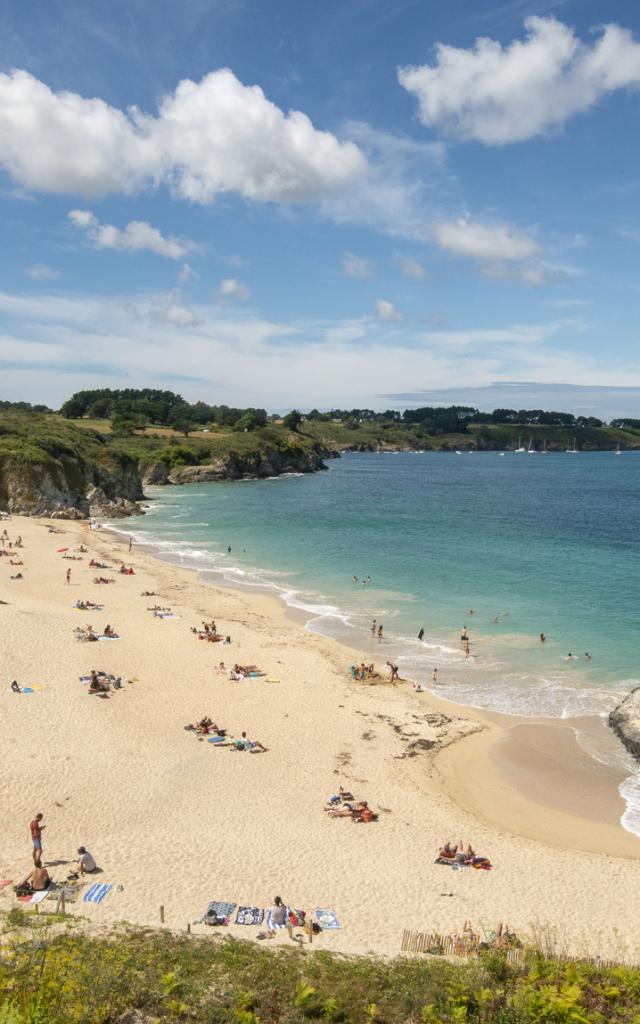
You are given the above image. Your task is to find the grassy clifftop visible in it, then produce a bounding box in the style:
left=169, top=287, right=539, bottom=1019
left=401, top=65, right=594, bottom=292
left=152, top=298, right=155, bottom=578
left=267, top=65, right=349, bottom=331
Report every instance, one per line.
left=0, top=915, right=638, bottom=1023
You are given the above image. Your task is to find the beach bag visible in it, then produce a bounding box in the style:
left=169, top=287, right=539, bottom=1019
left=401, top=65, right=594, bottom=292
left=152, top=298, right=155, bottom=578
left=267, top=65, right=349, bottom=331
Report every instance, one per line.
left=288, top=908, right=306, bottom=927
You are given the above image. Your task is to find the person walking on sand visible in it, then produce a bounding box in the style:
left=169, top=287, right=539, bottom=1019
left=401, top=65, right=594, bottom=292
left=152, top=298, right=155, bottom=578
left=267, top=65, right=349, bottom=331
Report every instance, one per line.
left=30, top=812, right=45, bottom=866
left=128, top=537, right=132, bottom=553
left=65, top=568, right=71, bottom=585
left=386, top=661, right=399, bottom=683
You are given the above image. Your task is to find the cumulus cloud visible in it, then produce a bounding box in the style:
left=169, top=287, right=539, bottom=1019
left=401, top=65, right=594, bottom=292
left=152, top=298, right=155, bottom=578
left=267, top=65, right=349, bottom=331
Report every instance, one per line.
left=343, top=251, right=373, bottom=280
left=68, top=210, right=197, bottom=260
left=0, top=68, right=366, bottom=201
left=25, top=263, right=60, bottom=281
left=375, top=299, right=403, bottom=322
left=398, top=17, right=640, bottom=144
left=217, top=278, right=250, bottom=301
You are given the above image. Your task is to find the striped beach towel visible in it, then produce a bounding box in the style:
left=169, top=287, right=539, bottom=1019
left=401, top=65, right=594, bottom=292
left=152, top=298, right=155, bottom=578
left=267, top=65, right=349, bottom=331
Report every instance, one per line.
left=266, top=908, right=289, bottom=931
left=83, top=883, right=112, bottom=904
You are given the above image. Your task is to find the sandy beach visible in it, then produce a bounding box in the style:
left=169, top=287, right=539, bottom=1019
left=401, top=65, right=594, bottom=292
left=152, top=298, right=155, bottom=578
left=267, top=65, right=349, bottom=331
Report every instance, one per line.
left=1, top=513, right=640, bottom=960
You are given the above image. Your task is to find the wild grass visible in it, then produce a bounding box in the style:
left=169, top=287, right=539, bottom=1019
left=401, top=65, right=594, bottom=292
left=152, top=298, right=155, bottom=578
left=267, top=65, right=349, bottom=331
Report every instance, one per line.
left=0, top=914, right=639, bottom=1023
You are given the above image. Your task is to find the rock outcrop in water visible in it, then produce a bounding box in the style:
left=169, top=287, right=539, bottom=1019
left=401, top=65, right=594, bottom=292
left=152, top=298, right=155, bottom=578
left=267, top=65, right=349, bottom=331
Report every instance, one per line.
left=609, top=689, right=640, bottom=761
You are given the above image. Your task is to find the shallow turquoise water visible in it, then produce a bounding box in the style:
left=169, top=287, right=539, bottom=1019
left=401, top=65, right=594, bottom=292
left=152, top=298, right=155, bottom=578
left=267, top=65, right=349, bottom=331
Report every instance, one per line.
left=123, top=450, right=640, bottom=721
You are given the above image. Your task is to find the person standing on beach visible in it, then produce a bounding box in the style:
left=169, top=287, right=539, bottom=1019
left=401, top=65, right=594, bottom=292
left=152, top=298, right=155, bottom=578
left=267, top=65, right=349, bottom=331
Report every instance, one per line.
left=377, top=624, right=383, bottom=640
left=432, top=668, right=438, bottom=685
left=128, top=538, right=132, bottom=553
left=540, top=633, right=546, bottom=643
left=30, top=813, right=45, bottom=866
left=370, top=619, right=376, bottom=636
left=418, top=628, right=424, bottom=641
left=65, top=568, right=71, bottom=585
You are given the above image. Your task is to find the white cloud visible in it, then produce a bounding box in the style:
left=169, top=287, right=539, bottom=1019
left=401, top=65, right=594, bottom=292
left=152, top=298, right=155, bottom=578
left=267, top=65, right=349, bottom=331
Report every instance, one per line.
left=68, top=209, right=197, bottom=260
left=396, top=256, right=426, bottom=279
left=398, top=17, right=640, bottom=144
left=217, top=278, right=250, bottom=301
left=0, top=68, right=366, bottom=201
left=430, top=217, right=572, bottom=285
left=343, top=251, right=373, bottom=280
left=375, top=299, right=403, bottom=322
left=432, top=218, right=540, bottom=261
left=25, top=263, right=60, bottom=281
left=422, top=321, right=566, bottom=348
left=0, top=290, right=632, bottom=412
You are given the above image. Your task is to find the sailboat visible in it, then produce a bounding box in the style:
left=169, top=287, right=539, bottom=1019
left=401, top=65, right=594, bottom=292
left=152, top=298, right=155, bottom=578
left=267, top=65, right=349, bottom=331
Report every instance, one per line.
left=527, top=435, right=536, bottom=453
left=514, top=435, right=526, bottom=453
left=540, top=438, right=549, bottom=454
left=615, top=443, right=622, bottom=455
left=566, top=437, right=578, bottom=453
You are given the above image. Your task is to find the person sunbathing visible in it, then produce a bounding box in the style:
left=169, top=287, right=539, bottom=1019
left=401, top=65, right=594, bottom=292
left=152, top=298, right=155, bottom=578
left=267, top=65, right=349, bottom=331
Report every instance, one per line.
left=89, top=559, right=110, bottom=568
left=119, top=565, right=135, bottom=575
left=10, top=680, right=22, bottom=693
left=18, top=865, right=51, bottom=893
left=9, top=558, right=23, bottom=565
left=93, top=576, right=114, bottom=584
left=438, top=842, right=457, bottom=860
left=88, top=671, right=109, bottom=694
left=102, top=624, right=119, bottom=637
left=10, top=573, right=23, bottom=579
left=194, top=716, right=218, bottom=735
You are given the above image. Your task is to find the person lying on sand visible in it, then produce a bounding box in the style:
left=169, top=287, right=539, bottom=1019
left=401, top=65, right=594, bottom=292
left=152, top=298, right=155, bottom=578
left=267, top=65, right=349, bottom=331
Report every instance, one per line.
left=232, top=731, right=268, bottom=752
left=74, top=625, right=98, bottom=642
left=147, top=605, right=170, bottom=612
left=93, top=577, right=114, bottom=585
left=89, top=560, right=111, bottom=569
left=438, top=842, right=457, bottom=860
left=76, top=600, right=102, bottom=610
left=119, top=565, right=135, bottom=575
left=141, top=591, right=156, bottom=597
left=10, top=573, right=23, bottom=579
left=191, top=716, right=222, bottom=735
left=9, top=559, right=23, bottom=565
left=88, top=671, right=110, bottom=695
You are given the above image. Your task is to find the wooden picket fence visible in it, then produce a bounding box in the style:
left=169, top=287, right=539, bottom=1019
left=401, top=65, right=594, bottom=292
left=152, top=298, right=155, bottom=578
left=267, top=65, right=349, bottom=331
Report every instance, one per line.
left=401, top=929, right=634, bottom=969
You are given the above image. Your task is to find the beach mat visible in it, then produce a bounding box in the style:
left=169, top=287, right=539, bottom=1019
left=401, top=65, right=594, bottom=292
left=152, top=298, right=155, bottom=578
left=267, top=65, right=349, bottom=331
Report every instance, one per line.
left=83, top=883, right=112, bottom=904
left=235, top=906, right=264, bottom=925
left=202, top=900, right=236, bottom=925
left=207, top=736, right=229, bottom=745
left=315, top=909, right=340, bottom=930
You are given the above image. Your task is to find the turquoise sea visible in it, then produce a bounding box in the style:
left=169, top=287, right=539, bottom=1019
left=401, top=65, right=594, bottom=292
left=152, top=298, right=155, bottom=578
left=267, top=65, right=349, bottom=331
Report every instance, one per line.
left=112, top=451, right=640, bottom=830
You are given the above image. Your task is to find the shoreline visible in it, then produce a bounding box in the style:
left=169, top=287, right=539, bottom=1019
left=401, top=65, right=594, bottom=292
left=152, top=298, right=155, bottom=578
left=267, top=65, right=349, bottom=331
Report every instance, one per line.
left=2, top=514, right=640, bottom=961
left=108, top=518, right=640, bottom=853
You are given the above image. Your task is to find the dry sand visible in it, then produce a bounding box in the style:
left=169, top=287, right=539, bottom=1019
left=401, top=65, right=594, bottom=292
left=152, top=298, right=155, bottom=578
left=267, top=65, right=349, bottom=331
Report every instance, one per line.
left=1, top=514, right=639, bottom=959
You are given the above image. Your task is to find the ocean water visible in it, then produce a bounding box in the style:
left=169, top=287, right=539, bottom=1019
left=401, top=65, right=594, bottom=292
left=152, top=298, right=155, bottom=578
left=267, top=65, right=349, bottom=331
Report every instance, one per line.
left=111, top=451, right=640, bottom=829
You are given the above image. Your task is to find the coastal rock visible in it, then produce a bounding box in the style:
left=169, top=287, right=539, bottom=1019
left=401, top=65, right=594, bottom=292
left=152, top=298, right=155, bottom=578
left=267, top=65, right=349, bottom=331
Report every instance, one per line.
left=609, top=689, right=640, bottom=761
left=142, top=461, right=170, bottom=485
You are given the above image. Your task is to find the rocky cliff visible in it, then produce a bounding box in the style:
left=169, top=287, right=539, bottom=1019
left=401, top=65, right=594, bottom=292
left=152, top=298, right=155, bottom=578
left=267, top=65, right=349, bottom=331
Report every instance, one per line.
left=142, top=445, right=330, bottom=486
left=609, top=689, right=640, bottom=762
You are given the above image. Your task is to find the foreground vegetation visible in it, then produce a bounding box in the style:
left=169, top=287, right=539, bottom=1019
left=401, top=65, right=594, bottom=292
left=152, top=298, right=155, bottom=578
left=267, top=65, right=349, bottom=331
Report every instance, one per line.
left=0, top=912, right=638, bottom=1024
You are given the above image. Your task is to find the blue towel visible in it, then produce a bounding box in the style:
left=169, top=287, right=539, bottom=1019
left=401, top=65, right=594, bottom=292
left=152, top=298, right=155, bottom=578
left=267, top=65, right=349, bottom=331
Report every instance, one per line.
left=315, top=908, right=340, bottom=929
left=83, top=883, right=112, bottom=904
left=207, top=736, right=227, bottom=744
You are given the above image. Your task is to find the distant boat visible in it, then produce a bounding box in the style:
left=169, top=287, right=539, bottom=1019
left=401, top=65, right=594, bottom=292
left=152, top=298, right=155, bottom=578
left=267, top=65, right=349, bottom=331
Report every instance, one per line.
left=515, top=435, right=526, bottom=453
left=540, top=439, right=549, bottom=454
left=615, top=443, right=622, bottom=455
left=499, top=452, right=505, bottom=457
left=566, top=437, right=578, bottom=453
left=455, top=450, right=463, bottom=455
left=527, top=435, right=536, bottom=454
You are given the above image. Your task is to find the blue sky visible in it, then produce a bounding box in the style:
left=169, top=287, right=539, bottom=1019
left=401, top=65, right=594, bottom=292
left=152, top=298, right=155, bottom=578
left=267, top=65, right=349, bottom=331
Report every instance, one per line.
left=1, top=0, right=639, bottom=414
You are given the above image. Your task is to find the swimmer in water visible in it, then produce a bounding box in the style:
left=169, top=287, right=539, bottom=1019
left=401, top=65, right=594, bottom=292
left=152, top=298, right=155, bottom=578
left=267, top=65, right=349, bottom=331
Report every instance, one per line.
left=432, top=668, right=438, bottom=685
left=584, top=652, right=592, bottom=660
left=540, top=633, right=546, bottom=643
left=418, top=628, right=424, bottom=641
left=566, top=653, right=576, bottom=661
left=352, top=576, right=358, bottom=583
left=370, top=619, right=376, bottom=636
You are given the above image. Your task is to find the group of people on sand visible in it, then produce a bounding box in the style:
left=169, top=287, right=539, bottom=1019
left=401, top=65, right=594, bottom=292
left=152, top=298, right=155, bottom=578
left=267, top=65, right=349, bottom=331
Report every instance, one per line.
left=17, top=812, right=98, bottom=897
left=75, top=623, right=119, bottom=642
left=350, top=662, right=378, bottom=681
left=186, top=717, right=268, bottom=752
left=325, top=787, right=377, bottom=823
left=86, top=669, right=126, bottom=695
left=213, top=662, right=264, bottom=681
left=191, top=620, right=231, bottom=644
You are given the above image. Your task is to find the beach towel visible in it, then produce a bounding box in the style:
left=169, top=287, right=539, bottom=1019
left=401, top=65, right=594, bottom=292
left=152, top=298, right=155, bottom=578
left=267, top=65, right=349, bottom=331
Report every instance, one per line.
left=315, top=909, right=340, bottom=930
left=83, top=883, right=112, bottom=904
left=98, top=636, right=122, bottom=641
left=0, top=879, right=12, bottom=892
left=235, top=906, right=264, bottom=925
left=17, top=887, right=52, bottom=904
left=207, top=736, right=228, bottom=744
left=202, top=901, right=236, bottom=925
